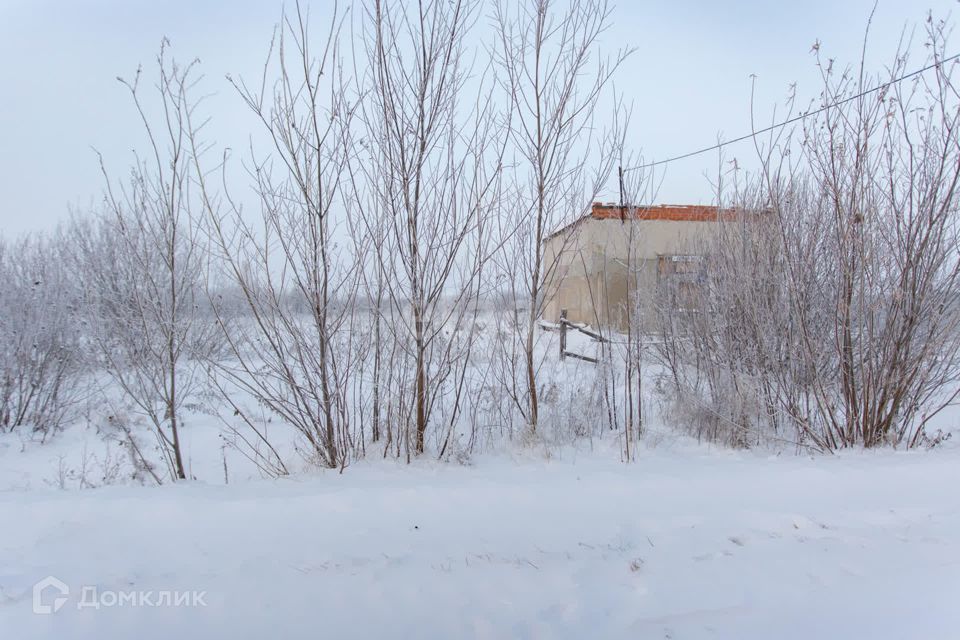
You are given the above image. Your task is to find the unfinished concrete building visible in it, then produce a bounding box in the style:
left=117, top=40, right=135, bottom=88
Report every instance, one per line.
left=542, top=203, right=730, bottom=331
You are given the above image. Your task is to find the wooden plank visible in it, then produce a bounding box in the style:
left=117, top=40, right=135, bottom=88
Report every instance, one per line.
left=562, top=350, right=599, bottom=365
left=559, top=320, right=605, bottom=342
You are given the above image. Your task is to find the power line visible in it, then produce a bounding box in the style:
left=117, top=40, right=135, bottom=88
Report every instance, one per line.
left=623, top=52, right=960, bottom=173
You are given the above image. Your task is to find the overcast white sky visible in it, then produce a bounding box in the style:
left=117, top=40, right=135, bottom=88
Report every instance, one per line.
left=0, top=0, right=955, bottom=236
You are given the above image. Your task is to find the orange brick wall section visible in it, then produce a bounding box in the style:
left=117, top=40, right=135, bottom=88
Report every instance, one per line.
left=591, top=203, right=734, bottom=222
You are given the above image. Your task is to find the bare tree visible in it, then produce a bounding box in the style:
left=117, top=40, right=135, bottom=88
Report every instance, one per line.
left=352, top=0, right=504, bottom=457
left=606, top=156, right=660, bottom=460
left=653, top=18, right=960, bottom=450
left=202, top=2, right=359, bottom=470
left=0, top=233, right=85, bottom=435
left=79, top=41, right=218, bottom=481
left=651, top=179, right=786, bottom=448
left=760, top=20, right=960, bottom=448
left=491, top=0, right=629, bottom=435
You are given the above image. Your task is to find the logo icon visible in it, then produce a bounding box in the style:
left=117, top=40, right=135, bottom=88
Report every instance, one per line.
left=33, top=576, right=69, bottom=614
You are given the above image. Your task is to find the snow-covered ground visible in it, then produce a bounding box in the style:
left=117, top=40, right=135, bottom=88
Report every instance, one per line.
left=2, top=436, right=958, bottom=639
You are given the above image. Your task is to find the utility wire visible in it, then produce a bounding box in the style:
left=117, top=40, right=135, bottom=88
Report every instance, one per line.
left=622, top=52, right=960, bottom=173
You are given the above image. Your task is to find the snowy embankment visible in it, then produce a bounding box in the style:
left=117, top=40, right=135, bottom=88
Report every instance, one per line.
left=1, top=442, right=958, bottom=639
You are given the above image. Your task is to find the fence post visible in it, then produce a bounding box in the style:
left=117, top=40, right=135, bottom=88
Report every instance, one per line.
left=559, top=309, right=567, bottom=361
